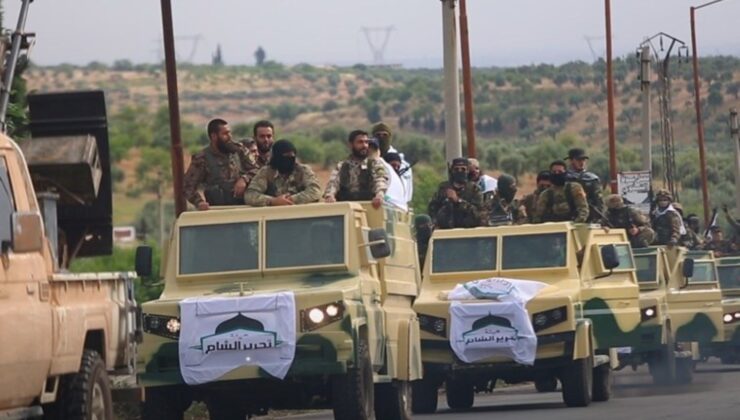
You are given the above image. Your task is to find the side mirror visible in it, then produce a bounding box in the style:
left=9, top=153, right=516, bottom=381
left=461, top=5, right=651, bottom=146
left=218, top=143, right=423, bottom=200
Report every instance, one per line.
left=135, top=246, right=153, bottom=278
left=368, top=228, right=391, bottom=259
left=11, top=212, right=43, bottom=253
left=682, top=258, right=695, bottom=289
left=601, top=245, right=620, bottom=270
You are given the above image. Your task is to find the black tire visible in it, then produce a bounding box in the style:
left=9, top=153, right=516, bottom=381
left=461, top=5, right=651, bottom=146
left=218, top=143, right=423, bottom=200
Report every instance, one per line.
left=375, top=380, right=412, bottom=420
left=534, top=377, right=558, bottom=393
left=206, top=396, right=248, bottom=420
left=411, top=378, right=438, bottom=414
left=592, top=363, right=612, bottom=402
left=44, top=349, right=113, bottom=420
left=332, top=337, right=374, bottom=420
left=675, top=357, right=694, bottom=385
left=560, top=356, right=593, bottom=407
left=445, top=377, right=474, bottom=410
left=140, top=385, right=192, bottom=420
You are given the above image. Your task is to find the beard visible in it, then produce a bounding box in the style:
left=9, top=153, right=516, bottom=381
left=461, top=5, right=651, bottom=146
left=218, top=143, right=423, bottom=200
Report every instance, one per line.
left=352, top=147, right=368, bottom=159
left=258, top=140, right=273, bottom=154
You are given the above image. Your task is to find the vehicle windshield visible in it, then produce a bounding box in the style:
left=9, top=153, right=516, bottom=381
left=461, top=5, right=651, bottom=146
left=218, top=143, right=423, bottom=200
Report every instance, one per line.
left=612, top=244, right=635, bottom=270
left=502, top=232, right=567, bottom=270
left=179, top=222, right=259, bottom=275
left=635, top=255, right=658, bottom=284
left=690, top=261, right=717, bottom=283
left=266, top=215, right=344, bottom=268
left=432, top=237, right=497, bottom=273
left=717, top=265, right=740, bottom=290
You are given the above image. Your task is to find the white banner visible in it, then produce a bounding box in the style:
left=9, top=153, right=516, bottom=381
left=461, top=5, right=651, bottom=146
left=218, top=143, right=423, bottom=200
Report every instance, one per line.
left=178, top=292, right=296, bottom=385
left=618, top=171, right=652, bottom=214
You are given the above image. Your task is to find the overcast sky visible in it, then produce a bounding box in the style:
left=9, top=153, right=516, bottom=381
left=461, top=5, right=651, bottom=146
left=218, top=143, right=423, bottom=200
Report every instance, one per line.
left=6, top=0, right=740, bottom=68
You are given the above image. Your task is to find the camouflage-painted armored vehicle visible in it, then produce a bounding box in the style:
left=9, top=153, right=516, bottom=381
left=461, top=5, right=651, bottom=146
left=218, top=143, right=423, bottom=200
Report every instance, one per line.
left=412, top=222, right=641, bottom=412
left=701, top=256, right=740, bottom=364
left=137, top=202, right=422, bottom=420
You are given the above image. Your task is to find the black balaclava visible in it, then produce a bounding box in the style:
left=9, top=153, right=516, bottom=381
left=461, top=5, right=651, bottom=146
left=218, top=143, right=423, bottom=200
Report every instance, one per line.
left=551, top=172, right=567, bottom=186
left=497, top=174, right=517, bottom=202
left=269, top=139, right=297, bottom=174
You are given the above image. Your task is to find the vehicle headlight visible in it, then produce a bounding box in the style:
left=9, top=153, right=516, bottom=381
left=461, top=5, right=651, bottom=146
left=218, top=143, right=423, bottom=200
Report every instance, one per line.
left=300, top=301, right=345, bottom=332
left=418, top=314, right=447, bottom=338
left=532, top=306, right=568, bottom=332
left=723, top=311, right=740, bottom=324
left=143, top=314, right=181, bottom=340
left=724, top=313, right=733, bottom=324
left=641, top=306, right=658, bottom=323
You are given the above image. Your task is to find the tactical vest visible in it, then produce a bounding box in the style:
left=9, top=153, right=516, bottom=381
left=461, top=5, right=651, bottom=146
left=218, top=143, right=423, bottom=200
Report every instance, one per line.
left=543, top=183, right=577, bottom=222
left=203, top=149, right=244, bottom=205
left=608, top=207, right=634, bottom=229
left=336, top=159, right=375, bottom=201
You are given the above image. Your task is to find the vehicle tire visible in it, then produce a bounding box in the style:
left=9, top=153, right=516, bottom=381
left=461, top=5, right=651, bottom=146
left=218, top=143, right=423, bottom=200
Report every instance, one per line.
left=445, top=377, right=474, bottom=410
left=332, top=337, right=374, bottom=420
left=206, top=396, right=248, bottom=420
left=140, top=385, right=192, bottom=420
left=534, top=377, right=558, bottom=393
left=375, top=380, right=412, bottom=420
left=650, top=325, right=677, bottom=385
left=411, top=378, right=438, bottom=414
left=44, top=349, right=113, bottom=420
left=560, top=355, right=593, bottom=407
left=675, top=357, right=694, bottom=385
left=592, top=363, right=612, bottom=402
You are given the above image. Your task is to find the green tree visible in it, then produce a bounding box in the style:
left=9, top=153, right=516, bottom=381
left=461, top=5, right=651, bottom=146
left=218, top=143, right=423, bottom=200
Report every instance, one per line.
left=254, top=46, right=266, bottom=66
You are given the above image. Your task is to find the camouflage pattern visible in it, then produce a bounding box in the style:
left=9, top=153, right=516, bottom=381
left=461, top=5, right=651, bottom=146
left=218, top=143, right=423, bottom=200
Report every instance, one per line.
left=244, top=163, right=321, bottom=207
left=521, top=190, right=543, bottom=223
left=427, top=181, right=483, bottom=229
left=183, top=145, right=255, bottom=206
left=652, top=208, right=683, bottom=245
left=704, top=239, right=737, bottom=257
left=323, top=156, right=388, bottom=201
left=606, top=206, right=655, bottom=248
left=533, top=182, right=589, bottom=223
left=483, top=191, right=527, bottom=226
left=680, top=228, right=704, bottom=250
left=567, top=169, right=604, bottom=223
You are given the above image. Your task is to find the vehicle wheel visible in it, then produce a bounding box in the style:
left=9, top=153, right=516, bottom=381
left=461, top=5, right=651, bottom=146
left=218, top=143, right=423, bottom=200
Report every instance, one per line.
left=44, top=349, right=113, bottom=420
left=445, top=377, right=474, bottom=410
left=650, top=325, right=677, bottom=386
left=332, top=337, right=374, bottom=420
left=375, top=380, right=412, bottom=420
left=411, top=378, right=438, bottom=414
left=675, top=357, right=694, bottom=385
left=560, top=356, right=593, bottom=407
left=592, top=363, right=612, bottom=402
left=206, top=396, right=248, bottom=420
left=534, top=377, right=558, bottom=393
left=141, top=385, right=192, bottom=420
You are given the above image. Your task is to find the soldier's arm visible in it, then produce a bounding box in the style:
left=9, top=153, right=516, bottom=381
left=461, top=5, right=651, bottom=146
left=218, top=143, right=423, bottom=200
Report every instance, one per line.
left=669, top=213, right=683, bottom=243
left=427, top=187, right=445, bottom=224
left=244, top=168, right=274, bottom=207
left=291, top=165, right=322, bottom=204
left=724, top=210, right=740, bottom=233
left=183, top=154, right=207, bottom=207
left=571, top=183, right=590, bottom=223
left=533, top=190, right=550, bottom=223
left=370, top=158, right=389, bottom=198
left=515, top=201, right=528, bottom=224
left=322, top=163, right=342, bottom=200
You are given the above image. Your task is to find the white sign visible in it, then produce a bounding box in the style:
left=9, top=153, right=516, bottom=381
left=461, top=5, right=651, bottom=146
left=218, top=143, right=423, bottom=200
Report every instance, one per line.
left=178, top=292, right=296, bottom=385
left=618, top=171, right=652, bottom=214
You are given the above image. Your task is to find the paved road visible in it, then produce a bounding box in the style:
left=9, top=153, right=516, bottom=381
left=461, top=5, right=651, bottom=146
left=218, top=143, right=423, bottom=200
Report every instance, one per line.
left=292, top=360, right=740, bottom=420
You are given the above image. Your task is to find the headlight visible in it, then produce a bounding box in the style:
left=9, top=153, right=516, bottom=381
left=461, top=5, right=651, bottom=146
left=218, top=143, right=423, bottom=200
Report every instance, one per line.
left=418, top=314, right=447, bottom=337
left=723, top=311, right=740, bottom=324
left=300, top=301, right=345, bottom=332
left=641, top=306, right=658, bottom=323
left=724, top=314, right=733, bottom=323
left=532, top=306, right=568, bottom=332
left=143, top=314, right=181, bottom=340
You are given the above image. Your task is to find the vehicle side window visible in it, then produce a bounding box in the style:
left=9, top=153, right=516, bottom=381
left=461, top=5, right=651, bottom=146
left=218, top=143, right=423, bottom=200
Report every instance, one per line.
left=0, top=157, right=14, bottom=247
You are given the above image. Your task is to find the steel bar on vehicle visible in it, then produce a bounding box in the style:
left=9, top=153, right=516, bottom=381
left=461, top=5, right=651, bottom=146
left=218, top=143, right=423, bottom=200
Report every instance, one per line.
left=0, top=0, right=33, bottom=131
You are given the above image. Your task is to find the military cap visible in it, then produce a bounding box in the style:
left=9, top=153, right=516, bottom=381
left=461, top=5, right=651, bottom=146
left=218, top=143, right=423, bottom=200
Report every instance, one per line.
left=368, top=137, right=380, bottom=149
left=566, top=148, right=589, bottom=160
left=450, top=157, right=469, bottom=168
left=606, top=194, right=625, bottom=209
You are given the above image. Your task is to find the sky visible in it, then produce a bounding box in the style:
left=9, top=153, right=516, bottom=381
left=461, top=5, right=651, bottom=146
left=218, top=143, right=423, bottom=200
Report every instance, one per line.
left=5, top=0, right=740, bottom=68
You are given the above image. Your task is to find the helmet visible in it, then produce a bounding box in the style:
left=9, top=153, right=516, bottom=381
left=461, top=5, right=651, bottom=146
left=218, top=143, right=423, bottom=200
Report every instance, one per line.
left=606, top=194, right=625, bottom=209
left=655, top=189, right=673, bottom=202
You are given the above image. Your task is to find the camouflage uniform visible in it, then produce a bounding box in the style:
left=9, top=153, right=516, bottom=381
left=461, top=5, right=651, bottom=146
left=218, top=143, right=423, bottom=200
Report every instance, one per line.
left=521, top=190, right=543, bottom=223
left=244, top=164, right=321, bottom=207
left=183, top=145, right=253, bottom=207
left=680, top=228, right=704, bottom=250
left=606, top=205, right=655, bottom=248
left=427, top=181, right=483, bottom=229
left=651, top=209, right=683, bottom=246
left=567, top=169, right=604, bottom=223
left=704, top=239, right=736, bottom=257
left=483, top=191, right=527, bottom=226
left=323, top=156, right=388, bottom=201
left=533, top=182, right=589, bottom=223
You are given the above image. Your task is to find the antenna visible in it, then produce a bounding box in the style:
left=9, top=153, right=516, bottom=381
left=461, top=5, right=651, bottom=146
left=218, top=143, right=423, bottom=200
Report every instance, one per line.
left=361, top=26, right=395, bottom=65
left=153, top=34, right=204, bottom=63
left=583, top=35, right=605, bottom=62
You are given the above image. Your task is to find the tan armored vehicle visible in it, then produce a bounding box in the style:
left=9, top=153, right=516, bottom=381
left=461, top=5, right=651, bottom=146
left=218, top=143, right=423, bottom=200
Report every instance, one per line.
left=137, top=202, right=422, bottom=420
left=701, top=256, right=740, bottom=363
left=0, top=91, right=139, bottom=419
left=412, top=222, right=641, bottom=412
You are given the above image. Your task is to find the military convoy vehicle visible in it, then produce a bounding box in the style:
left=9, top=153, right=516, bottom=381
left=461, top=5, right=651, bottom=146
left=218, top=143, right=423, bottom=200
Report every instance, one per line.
left=0, top=91, right=140, bottom=419
left=701, top=256, right=740, bottom=364
left=137, top=202, right=422, bottom=420
left=411, top=222, right=642, bottom=412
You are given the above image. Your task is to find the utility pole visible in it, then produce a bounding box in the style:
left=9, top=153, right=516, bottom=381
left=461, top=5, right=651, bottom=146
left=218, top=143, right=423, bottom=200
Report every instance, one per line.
left=459, top=0, right=476, bottom=158
left=604, top=0, right=618, bottom=193
left=639, top=45, right=652, bottom=173
left=731, top=108, right=740, bottom=212
left=442, top=0, right=462, bottom=162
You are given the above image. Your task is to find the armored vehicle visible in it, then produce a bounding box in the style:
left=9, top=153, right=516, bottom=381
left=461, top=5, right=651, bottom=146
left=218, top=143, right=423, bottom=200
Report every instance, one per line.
left=137, top=203, right=422, bottom=420
left=412, top=222, right=641, bottom=412
left=701, top=256, right=740, bottom=364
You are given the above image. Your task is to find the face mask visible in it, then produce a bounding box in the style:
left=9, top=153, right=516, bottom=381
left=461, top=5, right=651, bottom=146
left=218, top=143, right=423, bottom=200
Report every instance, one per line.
left=451, top=171, right=467, bottom=184
left=499, top=187, right=516, bottom=203
left=272, top=155, right=296, bottom=174
left=551, top=172, right=567, bottom=186
left=379, top=137, right=391, bottom=155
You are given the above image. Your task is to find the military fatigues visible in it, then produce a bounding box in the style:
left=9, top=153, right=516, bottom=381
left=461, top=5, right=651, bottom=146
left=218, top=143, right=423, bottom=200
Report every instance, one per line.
left=680, top=228, right=704, bottom=250
left=483, top=192, right=527, bottom=226
left=521, top=190, right=543, bottom=223
left=428, top=181, right=483, bottom=229
left=567, top=170, right=604, bottom=223
left=651, top=209, right=683, bottom=246
left=704, top=239, right=736, bottom=257
left=606, top=206, right=655, bottom=248
left=533, top=182, right=589, bottom=223
left=183, top=145, right=254, bottom=207
left=323, top=157, right=388, bottom=201
left=244, top=164, right=321, bottom=207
